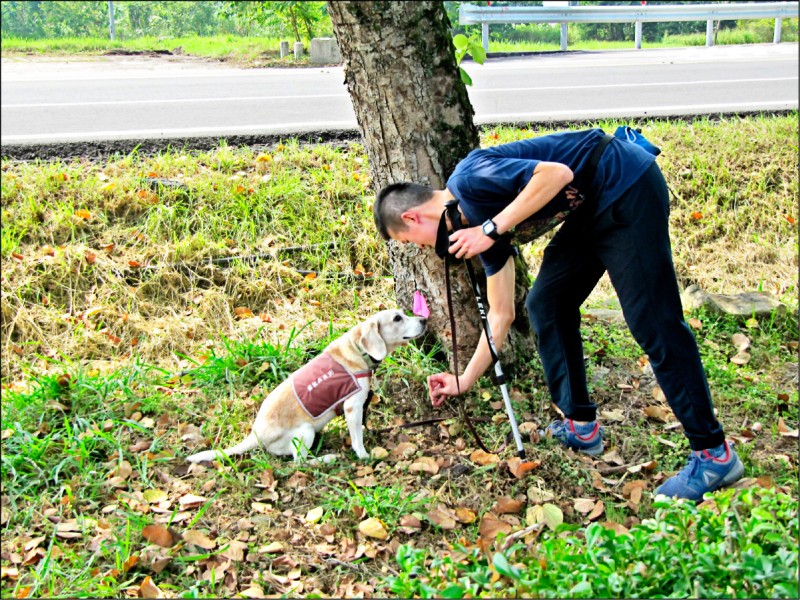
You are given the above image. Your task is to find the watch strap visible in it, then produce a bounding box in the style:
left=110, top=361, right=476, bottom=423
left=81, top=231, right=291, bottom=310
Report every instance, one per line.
left=482, top=219, right=501, bottom=241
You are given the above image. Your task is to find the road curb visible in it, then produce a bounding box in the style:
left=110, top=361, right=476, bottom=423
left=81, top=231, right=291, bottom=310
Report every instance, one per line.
left=1, top=110, right=796, bottom=161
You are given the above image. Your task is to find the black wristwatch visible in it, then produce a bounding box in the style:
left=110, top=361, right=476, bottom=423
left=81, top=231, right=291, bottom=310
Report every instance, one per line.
left=481, top=218, right=501, bottom=241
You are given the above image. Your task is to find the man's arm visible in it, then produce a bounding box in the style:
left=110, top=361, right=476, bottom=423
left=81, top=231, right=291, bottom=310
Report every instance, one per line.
left=460, top=256, right=516, bottom=388
left=448, top=161, right=573, bottom=260
left=428, top=256, right=515, bottom=404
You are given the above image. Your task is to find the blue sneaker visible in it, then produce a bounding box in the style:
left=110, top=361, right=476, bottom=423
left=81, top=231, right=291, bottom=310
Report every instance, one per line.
left=544, top=419, right=604, bottom=456
left=655, top=442, right=744, bottom=501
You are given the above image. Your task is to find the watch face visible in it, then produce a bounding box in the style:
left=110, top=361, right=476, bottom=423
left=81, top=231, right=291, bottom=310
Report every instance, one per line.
left=482, top=220, right=497, bottom=236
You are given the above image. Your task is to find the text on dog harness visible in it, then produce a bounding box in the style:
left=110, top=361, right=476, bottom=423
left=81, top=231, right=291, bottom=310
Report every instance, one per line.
left=291, top=353, right=371, bottom=419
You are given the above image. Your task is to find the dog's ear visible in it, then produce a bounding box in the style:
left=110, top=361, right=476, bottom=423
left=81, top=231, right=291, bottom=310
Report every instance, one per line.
left=358, top=320, right=387, bottom=361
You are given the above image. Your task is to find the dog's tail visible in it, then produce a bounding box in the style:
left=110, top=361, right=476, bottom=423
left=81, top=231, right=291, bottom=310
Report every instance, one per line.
left=186, top=433, right=261, bottom=464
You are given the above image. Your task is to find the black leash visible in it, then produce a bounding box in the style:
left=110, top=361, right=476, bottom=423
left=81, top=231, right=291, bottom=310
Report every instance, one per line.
left=436, top=201, right=523, bottom=457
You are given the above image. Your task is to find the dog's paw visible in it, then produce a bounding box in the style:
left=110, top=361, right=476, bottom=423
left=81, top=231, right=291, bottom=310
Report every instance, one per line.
left=308, top=454, right=339, bottom=465
left=186, top=450, right=217, bottom=463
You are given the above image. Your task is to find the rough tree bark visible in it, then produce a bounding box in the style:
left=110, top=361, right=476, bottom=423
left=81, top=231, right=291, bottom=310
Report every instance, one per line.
left=328, top=0, right=534, bottom=370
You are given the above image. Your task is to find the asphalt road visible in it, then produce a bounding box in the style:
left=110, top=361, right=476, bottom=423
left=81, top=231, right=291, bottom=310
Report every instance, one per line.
left=1, top=43, right=797, bottom=149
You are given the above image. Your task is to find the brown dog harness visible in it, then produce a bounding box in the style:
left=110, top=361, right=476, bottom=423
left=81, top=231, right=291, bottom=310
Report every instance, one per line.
left=291, top=353, right=371, bottom=419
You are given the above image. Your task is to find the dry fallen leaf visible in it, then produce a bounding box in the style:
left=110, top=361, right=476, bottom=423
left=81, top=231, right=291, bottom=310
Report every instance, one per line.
left=601, top=448, right=625, bottom=466
left=600, top=409, right=625, bottom=422
left=398, top=514, right=423, bottom=533
left=426, top=505, right=457, bottom=530
left=142, top=524, right=175, bottom=548
left=586, top=500, right=605, bottom=521
left=731, top=333, right=751, bottom=351
left=55, top=521, right=82, bottom=540
left=260, top=541, right=284, bottom=554
left=599, top=521, right=630, bottom=536
left=220, top=539, right=248, bottom=561
left=573, top=498, right=596, bottom=514
left=651, top=386, right=666, bottom=403
left=627, top=460, right=657, bottom=474
left=122, top=554, right=139, bottom=573
left=494, top=497, right=524, bottom=515
left=234, top=306, right=255, bottom=319
left=142, top=489, right=167, bottom=504
left=178, top=494, right=207, bottom=510
left=622, top=480, right=648, bottom=498
left=390, top=442, right=417, bottom=460
left=409, top=457, right=439, bottom=475
left=358, top=517, right=388, bottom=540
left=478, top=511, right=512, bottom=539
left=370, top=446, right=389, bottom=460
left=730, top=351, right=751, bottom=366
left=527, top=484, right=555, bottom=504
left=777, top=417, right=799, bottom=438
left=1, top=566, right=19, bottom=580
left=455, top=506, right=477, bottom=524
left=139, top=576, right=162, bottom=599
left=305, top=506, right=324, bottom=523
left=240, top=587, right=266, bottom=598
left=506, top=457, right=541, bottom=479
left=470, top=449, right=500, bottom=466
left=644, top=406, right=672, bottom=423
left=182, top=530, right=216, bottom=550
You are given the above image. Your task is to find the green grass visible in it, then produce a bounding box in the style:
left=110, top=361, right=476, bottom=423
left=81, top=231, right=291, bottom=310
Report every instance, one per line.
left=1, top=116, right=798, bottom=598
left=319, top=482, right=433, bottom=529
left=2, top=18, right=797, bottom=66
left=384, top=486, right=799, bottom=598
left=488, top=22, right=798, bottom=53
left=0, top=34, right=303, bottom=66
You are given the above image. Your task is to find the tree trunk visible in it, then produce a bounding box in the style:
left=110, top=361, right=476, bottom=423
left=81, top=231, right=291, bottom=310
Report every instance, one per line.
left=328, top=0, right=534, bottom=371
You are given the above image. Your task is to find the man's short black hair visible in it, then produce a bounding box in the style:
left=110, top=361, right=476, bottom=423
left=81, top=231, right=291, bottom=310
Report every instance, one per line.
left=374, top=182, right=435, bottom=240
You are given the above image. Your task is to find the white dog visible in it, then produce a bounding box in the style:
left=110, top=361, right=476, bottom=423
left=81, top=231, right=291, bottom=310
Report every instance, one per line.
left=186, top=310, right=427, bottom=463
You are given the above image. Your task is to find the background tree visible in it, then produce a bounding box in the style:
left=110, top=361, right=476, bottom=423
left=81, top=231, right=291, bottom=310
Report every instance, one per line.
left=328, top=0, right=534, bottom=368
left=221, top=1, right=329, bottom=43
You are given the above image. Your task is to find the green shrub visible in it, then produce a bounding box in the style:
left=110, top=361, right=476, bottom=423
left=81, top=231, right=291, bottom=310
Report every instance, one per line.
left=382, top=487, right=799, bottom=598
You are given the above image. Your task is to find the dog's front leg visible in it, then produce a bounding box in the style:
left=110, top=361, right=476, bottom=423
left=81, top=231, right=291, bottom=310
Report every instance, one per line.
left=343, top=392, right=369, bottom=460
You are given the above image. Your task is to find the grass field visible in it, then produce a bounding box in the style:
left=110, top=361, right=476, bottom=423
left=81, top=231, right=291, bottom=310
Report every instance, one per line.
left=2, top=22, right=797, bottom=67
left=1, top=115, right=798, bottom=597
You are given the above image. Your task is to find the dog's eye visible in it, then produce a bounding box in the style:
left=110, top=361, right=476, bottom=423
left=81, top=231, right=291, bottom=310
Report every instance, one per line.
left=393, top=314, right=403, bottom=322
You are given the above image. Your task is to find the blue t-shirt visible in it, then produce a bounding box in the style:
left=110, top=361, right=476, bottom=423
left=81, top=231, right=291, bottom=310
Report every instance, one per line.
left=446, top=128, right=656, bottom=276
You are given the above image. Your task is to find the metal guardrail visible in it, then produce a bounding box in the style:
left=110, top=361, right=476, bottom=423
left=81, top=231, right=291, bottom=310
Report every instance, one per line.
left=459, top=2, right=800, bottom=52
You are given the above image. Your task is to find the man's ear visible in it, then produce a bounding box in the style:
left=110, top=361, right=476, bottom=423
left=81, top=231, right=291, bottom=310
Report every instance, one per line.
left=400, top=210, right=419, bottom=227
left=359, top=320, right=387, bottom=361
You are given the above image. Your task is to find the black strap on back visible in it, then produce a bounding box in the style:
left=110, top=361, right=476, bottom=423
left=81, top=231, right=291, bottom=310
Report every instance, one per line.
left=574, top=133, right=614, bottom=201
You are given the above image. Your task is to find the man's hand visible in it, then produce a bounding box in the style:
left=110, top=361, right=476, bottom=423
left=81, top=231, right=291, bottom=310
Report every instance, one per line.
left=448, top=226, right=495, bottom=260
left=428, top=372, right=463, bottom=407
left=565, top=185, right=579, bottom=200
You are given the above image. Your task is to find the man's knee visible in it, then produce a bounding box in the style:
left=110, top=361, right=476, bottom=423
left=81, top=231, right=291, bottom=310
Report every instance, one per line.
left=526, top=285, right=553, bottom=331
